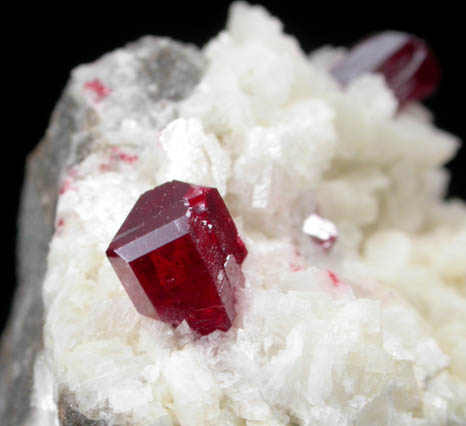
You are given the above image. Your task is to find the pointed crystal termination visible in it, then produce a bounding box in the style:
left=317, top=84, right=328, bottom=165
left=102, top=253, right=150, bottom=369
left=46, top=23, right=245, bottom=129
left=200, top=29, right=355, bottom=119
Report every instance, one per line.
left=106, top=180, right=248, bottom=336
left=303, top=213, right=337, bottom=252
left=331, top=31, right=441, bottom=106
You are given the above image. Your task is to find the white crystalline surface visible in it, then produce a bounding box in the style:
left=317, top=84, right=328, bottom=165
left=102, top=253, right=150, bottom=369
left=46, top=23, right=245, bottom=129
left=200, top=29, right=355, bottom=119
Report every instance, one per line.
left=42, top=3, right=466, bottom=425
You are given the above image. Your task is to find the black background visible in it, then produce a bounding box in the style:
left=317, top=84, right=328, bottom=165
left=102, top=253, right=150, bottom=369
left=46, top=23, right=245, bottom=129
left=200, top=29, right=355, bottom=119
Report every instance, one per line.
left=3, top=2, right=465, bottom=333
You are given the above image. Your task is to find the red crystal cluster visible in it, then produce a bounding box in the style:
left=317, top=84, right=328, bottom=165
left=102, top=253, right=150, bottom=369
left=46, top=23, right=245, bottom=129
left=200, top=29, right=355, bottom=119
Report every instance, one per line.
left=331, top=31, right=441, bottom=106
left=106, top=180, right=247, bottom=336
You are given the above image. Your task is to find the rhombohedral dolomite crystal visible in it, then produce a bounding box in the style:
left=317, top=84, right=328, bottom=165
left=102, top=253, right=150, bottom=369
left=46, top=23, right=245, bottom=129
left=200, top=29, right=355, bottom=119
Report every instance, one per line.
left=2, top=2, right=466, bottom=426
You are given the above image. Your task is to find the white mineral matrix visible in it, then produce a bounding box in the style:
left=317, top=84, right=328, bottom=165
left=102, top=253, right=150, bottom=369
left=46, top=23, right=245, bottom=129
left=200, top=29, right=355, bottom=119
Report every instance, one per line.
left=35, top=2, right=466, bottom=425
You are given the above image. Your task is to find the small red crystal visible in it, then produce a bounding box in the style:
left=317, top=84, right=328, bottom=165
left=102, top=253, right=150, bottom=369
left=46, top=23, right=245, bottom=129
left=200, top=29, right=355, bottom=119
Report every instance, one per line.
left=106, top=181, right=247, bottom=336
left=84, top=79, right=110, bottom=102
left=327, top=270, right=341, bottom=288
left=331, top=31, right=441, bottom=106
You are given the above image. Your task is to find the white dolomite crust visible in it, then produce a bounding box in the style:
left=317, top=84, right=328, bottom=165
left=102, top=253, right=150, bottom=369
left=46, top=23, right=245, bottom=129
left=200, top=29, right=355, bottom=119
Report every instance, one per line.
left=41, top=3, right=466, bottom=425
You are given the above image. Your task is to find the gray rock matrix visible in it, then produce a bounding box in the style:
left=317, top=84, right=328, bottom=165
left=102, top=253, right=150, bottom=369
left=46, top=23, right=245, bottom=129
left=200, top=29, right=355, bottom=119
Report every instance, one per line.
left=0, top=36, right=205, bottom=426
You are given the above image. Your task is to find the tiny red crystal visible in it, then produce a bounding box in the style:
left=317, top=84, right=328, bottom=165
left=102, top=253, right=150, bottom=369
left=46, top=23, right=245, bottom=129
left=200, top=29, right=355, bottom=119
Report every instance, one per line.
left=327, top=270, right=341, bottom=288
left=84, top=79, right=110, bottom=101
left=331, top=31, right=441, bottom=106
left=106, top=180, right=247, bottom=336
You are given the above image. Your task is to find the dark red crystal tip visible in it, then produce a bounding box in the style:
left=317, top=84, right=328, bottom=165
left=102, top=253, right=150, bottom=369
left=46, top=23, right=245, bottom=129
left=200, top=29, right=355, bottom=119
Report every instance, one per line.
left=106, top=181, right=247, bottom=336
left=331, top=31, right=441, bottom=107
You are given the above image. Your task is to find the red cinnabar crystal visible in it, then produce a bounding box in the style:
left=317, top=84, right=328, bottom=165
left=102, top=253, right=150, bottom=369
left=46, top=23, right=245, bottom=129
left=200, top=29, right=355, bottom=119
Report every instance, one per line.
left=331, top=31, right=441, bottom=106
left=106, top=180, right=248, bottom=336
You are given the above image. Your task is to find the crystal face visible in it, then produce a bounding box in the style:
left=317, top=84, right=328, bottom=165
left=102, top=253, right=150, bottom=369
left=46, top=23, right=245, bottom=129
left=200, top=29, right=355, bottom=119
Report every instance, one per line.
left=302, top=213, right=337, bottom=251
left=106, top=180, right=247, bottom=335
left=331, top=31, right=441, bottom=106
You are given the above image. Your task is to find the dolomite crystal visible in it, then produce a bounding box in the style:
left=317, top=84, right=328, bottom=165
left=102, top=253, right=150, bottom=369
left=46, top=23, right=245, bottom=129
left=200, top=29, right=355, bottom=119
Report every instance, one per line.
left=3, top=2, right=466, bottom=426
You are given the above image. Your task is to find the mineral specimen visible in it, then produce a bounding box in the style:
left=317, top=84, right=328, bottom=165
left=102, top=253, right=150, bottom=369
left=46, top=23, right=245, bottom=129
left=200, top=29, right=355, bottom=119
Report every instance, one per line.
left=106, top=180, right=247, bottom=335
left=3, top=3, right=466, bottom=426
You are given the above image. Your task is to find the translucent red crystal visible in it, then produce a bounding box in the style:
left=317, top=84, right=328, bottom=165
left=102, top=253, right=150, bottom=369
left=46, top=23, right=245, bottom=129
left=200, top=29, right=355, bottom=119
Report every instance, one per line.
left=84, top=79, right=110, bottom=101
left=106, top=180, right=247, bottom=336
left=331, top=31, right=441, bottom=106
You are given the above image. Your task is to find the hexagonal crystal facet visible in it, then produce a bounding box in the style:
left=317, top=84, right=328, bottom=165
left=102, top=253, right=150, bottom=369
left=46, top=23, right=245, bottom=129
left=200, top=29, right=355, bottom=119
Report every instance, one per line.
left=106, top=180, right=247, bottom=336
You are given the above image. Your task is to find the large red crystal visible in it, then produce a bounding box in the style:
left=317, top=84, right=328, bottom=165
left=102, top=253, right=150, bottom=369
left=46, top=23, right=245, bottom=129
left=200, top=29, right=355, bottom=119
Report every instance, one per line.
left=331, top=31, right=441, bottom=106
left=106, top=180, right=247, bottom=336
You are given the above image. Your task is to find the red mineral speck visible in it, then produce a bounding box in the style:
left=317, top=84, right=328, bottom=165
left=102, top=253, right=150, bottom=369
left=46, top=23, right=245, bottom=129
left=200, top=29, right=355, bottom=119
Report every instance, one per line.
left=110, top=147, right=139, bottom=164
left=99, top=148, right=139, bottom=172
left=303, top=213, right=337, bottom=252
left=99, top=163, right=112, bottom=172
left=327, top=270, right=341, bottom=288
left=331, top=31, right=441, bottom=107
left=106, top=180, right=248, bottom=336
left=59, top=179, right=75, bottom=195
left=57, top=218, right=65, bottom=229
left=117, top=152, right=139, bottom=164
left=84, top=79, right=110, bottom=102
left=55, top=217, right=66, bottom=235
